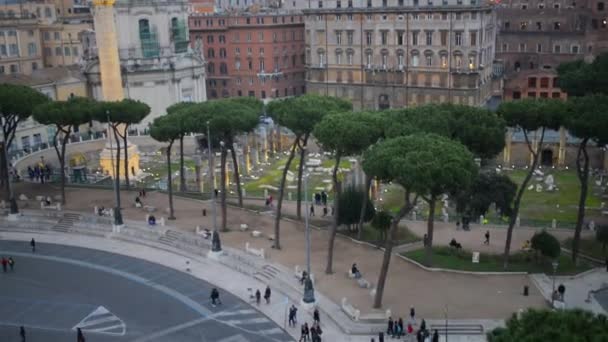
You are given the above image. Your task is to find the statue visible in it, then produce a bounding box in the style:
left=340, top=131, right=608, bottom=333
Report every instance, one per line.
left=211, top=230, right=222, bottom=252
left=303, top=275, right=315, bottom=304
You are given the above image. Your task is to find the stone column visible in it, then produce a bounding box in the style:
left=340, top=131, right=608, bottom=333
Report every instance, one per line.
left=558, top=126, right=566, bottom=168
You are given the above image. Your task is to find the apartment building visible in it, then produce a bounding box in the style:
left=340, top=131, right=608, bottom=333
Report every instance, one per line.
left=304, top=0, right=497, bottom=110
left=189, top=11, right=306, bottom=100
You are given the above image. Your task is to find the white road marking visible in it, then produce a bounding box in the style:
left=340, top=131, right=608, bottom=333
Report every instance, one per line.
left=259, top=327, right=283, bottom=335
left=214, top=309, right=257, bottom=317
left=72, top=306, right=126, bottom=336
left=225, top=317, right=270, bottom=325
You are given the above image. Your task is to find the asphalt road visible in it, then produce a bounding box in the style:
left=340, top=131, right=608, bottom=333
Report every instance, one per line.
left=0, top=240, right=293, bottom=342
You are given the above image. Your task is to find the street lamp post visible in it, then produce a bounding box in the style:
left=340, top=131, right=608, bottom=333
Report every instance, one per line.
left=302, top=171, right=315, bottom=305
left=206, top=121, right=217, bottom=233
left=107, top=111, right=123, bottom=228
left=551, top=260, right=559, bottom=307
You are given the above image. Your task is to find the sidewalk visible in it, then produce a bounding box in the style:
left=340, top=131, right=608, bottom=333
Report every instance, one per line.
left=0, top=227, right=486, bottom=342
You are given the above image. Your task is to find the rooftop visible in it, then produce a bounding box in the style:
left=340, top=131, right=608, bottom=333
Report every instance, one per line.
left=0, top=65, right=85, bottom=87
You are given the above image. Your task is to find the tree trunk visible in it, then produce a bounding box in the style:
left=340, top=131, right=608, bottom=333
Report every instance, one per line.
left=167, top=141, right=176, bottom=220
left=220, top=146, right=228, bottom=231
left=230, top=146, right=243, bottom=207
left=503, top=128, right=545, bottom=270
left=357, top=175, right=373, bottom=240
left=374, top=192, right=415, bottom=308
left=296, top=134, right=309, bottom=220
left=425, top=195, right=437, bottom=267
left=122, top=128, right=130, bottom=189
left=273, top=137, right=300, bottom=249
left=53, top=127, right=71, bottom=205
left=325, top=153, right=342, bottom=275
left=179, top=135, right=186, bottom=192
left=572, top=138, right=590, bottom=263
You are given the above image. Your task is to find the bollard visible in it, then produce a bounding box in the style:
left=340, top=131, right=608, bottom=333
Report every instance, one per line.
left=523, top=285, right=529, bottom=296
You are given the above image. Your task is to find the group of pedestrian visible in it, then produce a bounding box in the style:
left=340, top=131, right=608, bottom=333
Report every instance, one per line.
left=26, top=164, right=51, bottom=183
left=254, top=286, right=272, bottom=305
left=382, top=308, right=439, bottom=342
left=310, top=191, right=333, bottom=218
left=1, top=256, right=14, bottom=272
left=299, top=308, right=322, bottom=342
left=265, top=195, right=274, bottom=208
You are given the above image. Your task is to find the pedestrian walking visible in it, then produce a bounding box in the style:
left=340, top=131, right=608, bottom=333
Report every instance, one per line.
left=313, top=308, right=320, bottom=324
left=19, top=326, right=26, bottom=342
left=397, top=317, right=404, bottom=338
left=30, top=238, right=36, bottom=252
left=432, top=329, right=439, bottom=342
left=255, top=289, right=261, bottom=305
left=386, top=317, right=394, bottom=336
left=288, top=305, right=298, bottom=326
left=484, top=230, right=490, bottom=245
left=210, top=288, right=221, bottom=307
left=322, top=207, right=328, bottom=217
left=410, top=306, right=416, bottom=321
left=77, top=327, right=86, bottom=342
left=8, top=257, right=14, bottom=271
left=1, top=257, right=7, bottom=272
left=300, top=322, right=310, bottom=342
left=264, top=285, right=271, bottom=304
left=310, top=205, right=315, bottom=217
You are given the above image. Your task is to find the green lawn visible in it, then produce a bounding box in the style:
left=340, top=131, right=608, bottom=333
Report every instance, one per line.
left=402, top=246, right=593, bottom=275
left=563, top=237, right=606, bottom=261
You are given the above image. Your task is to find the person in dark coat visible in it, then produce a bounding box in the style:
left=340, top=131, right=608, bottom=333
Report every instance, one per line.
left=255, top=289, right=261, bottom=305
left=19, top=326, right=26, bottom=342
left=77, top=328, right=86, bottom=342
left=264, top=286, right=271, bottom=304
left=313, top=308, right=320, bottom=324
left=210, top=288, right=221, bottom=306
left=432, top=329, right=439, bottom=342
left=386, top=317, right=394, bottom=336
left=30, top=239, right=36, bottom=252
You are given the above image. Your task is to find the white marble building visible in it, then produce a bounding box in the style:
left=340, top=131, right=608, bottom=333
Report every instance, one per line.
left=83, top=0, right=207, bottom=129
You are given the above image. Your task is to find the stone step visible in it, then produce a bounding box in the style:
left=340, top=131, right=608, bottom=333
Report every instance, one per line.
left=429, top=324, right=484, bottom=335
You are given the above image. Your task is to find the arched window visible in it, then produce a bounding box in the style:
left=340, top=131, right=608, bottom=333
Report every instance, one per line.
left=44, top=7, right=51, bottom=17
left=219, top=48, right=226, bottom=58
left=171, top=17, right=178, bottom=28
left=139, top=18, right=158, bottom=57
left=411, top=50, right=420, bottom=67
left=220, top=62, right=228, bottom=75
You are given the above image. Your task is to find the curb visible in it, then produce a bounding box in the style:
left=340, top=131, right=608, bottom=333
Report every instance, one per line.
left=395, top=253, right=529, bottom=276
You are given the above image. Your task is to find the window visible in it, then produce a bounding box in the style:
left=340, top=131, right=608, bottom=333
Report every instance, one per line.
left=520, top=21, right=528, bottom=30
left=426, top=31, right=433, bottom=45
left=540, top=77, right=549, bottom=88
left=528, top=77, right=537, bottom=87
left=336, top=52, right=342, bottom=65
left=220, top=63, right=228, bottom=74
left=469, top=31, right=477, bottom=46
left=554, top=22, right=561, bottom=30
left=536, top=21, right=542, bottom=30
left=366, top=31, right=373, bottom=45
left=455, top=32, right=462, bottom=46
left=336, top=31, right=342, bottom=45
left=318, top=51, right=325, bottom=67
left=553, top=44, right=561, bottom=53
left=72, top=47, right=78, bottom=56
left=54, top=32, right=60, bottom=40
left=468, top=56, right=475, bottom=69
left=219, top=35, right=225, bottom=43
left=441, top=55, right=448, bottom=68
left=9, top=44, right=18, bottom=56
left=366, top=51, right=372, bottom=66
left=412, top=54, right=419, bottom=66
left=44, top=7, right=51, bottom=17
left=31, top=62, right=38, bottom=70
left=9, top=64, right=17, bottom=73
left=27, top=43, right=37, bottom=56
left=397, top=31, right=405, bottom=45
left=43, top=31, right=50, bottom=41
left=552, top=92, right=561, bottom=98
left=246, top=33, right=251, bottom=42
left=258, top=32, right=264, bottom=42
left=540, top=92, right=548, bottom=98
left=43, top=47, right=51, bottom=56
left=440, top=31, right=448, bottom=46
left=337, top=0, right=342, bottom=7
left=381, top=31, right=388, bottom=45
left=571, top=45, right=579, bottom=53
left=426, top=54, right=433, bottom=66
left=537, top=43, right=542, bottom=52
left=513, top=91, right=522, bottom=99
left=412, top=31, right=419, bottom=45
left=347, top=31, right=354, bottom=45
left=504, top=21, right=510, bottom=29
left=207, top=35, right=214, bottom=44
left=347, top=51, right=353, bottom=65
left=207, top=48, right=215, bottom=58
left=519, top=43, right=526, bottom=52
left=599, top=2, right=605, bottom=10
left=398, top=54, right=405, bottom=68
left=235, top=60, right=241, bottom=70
left=64, top=46, right=71, bottom=56
left=219, top=48, right=226, bottom=58
left=502, top=43, right=508, bottom=52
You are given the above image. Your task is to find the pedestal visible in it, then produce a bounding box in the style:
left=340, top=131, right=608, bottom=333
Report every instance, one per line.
left=112, top=224, right=124, bottom=233
left=207, top=250, right=224, bottom=259
left=99, top=142, right=140, bottom=180
left=300, top=298, right=317, bottom=311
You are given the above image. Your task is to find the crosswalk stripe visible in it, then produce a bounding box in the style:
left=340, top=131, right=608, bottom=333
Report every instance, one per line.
left=259, top=327, right=283, bottom=335
left=224, top=317, right=270, bottom=325
left=76, top=315, right=118, bottom=327
left=214, top=309, right=257, bottom=317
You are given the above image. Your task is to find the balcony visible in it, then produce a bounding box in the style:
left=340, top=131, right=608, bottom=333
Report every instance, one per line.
left=257, top=69, right=283, bottom=80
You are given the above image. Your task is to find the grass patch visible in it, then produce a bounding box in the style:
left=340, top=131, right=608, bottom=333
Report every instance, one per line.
left=563, top=237, right=606, bottom=261
left=402, top=246, right=593, bottom=275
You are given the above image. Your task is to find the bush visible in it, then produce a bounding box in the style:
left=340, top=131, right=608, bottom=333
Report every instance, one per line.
left=371, top=210, right=392, bottom=241
left=487, top=308, right=608, bottom=341
left=531, top=230, right=561, bottom=260
left=337, top=185, right=375, bottom=228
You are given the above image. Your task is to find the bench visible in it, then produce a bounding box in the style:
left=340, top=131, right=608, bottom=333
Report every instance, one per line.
left=144, top=205, right=156, bottom=213
left=19, top=194, right=29, bottom=201
left=240, top=224, right=249, bottom=231
left=429, top=324, right=484, bottom=336
left=357, top=278, right=371, bottom=289
left=41, top=202, right=61, bottom=211
left=245, top=242, right=265, bottom=259
left=341, top=298, right=360, bottom=321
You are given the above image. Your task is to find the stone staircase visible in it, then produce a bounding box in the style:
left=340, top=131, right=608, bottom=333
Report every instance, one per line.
left=158, top=229, right=182, bottom=247
left=52, top=213, right=80, bottom=233
left=254, top=264, right=280, bottom=282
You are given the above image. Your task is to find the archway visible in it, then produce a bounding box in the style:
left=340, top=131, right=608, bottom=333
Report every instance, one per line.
left=541, top=149, right=553, bottom=166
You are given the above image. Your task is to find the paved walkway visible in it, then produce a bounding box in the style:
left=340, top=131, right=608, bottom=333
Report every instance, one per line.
left=9, top=184, right=548, bottom=322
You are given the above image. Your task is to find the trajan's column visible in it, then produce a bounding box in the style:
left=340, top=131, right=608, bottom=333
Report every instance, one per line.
left=93, top=0, right=139, bottom=179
